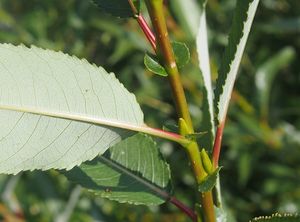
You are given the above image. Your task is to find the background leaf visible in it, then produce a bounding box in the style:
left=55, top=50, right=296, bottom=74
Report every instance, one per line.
left=170, top=0, right=201, bottom=38
left=64, top=133, right=171, bottom=205
left=214, top=0, right=260, bottom=124
left=255, top=47, right=296, bottom=119
left=0, top=43, right=144, bottom=174
left=92, top=0, right=140, bottom=18
left=250, top=213, right=300, bottom=222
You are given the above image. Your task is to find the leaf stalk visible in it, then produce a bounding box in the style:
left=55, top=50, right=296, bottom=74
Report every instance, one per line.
left=128, top=0, right=157, bottom=51
left=212, top=120, right=225, bottom=168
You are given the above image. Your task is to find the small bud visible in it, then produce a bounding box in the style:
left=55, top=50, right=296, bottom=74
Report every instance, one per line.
left=200, top=149, right=213, bottom=174
left=178, top=118, right=192, bottom=136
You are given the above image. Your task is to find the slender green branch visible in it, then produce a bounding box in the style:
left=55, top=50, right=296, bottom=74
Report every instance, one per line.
left=201, top=192, right=215, bottom=222
left=144, top=0, right=193, bottom=130
left=127, top=0, right=138, bottom=15
left=144, top=0, right=216, bottom=221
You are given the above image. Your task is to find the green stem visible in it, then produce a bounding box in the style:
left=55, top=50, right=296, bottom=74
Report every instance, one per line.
left=201, top=192, right=215, bottom=222
left=145, top=0, right=193, bottom=130
left=144, top=0, right=216, bottom=221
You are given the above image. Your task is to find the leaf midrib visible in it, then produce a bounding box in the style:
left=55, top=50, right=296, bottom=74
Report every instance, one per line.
left=98, top=155, right=170, bottom=200
left=0, top=104, right=189, bottom=145
left=0, top=104, right=144, bottom=132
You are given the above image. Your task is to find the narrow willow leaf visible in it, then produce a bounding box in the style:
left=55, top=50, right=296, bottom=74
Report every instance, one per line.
left=92, top=0, right=140, bottom=18
left=214, top=0, right=260, bottom=124
left=172, top=41, right=190, bottom=68
left=196, top=9, right=215, bottom=151
left=64, top=134, right=171, bottom=205
left=0, top=43, right=144, bottom=174
left=144, top=53, right=168, bottom=77
left=198, top=167, right=222, bottom=192
left=250, top=213, right=300, bottom=222
left=255, top=47, right=295, bottom=118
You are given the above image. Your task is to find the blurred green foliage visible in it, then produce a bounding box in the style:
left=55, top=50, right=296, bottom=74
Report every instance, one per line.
left=0, top=0, right=299, bottom=221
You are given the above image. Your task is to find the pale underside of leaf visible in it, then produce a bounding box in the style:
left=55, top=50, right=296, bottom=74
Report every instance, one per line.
left=64, top=134, right=171, bottom=205
left=0, top=43, right=144, bottom=174
left=196, top=9, right=215, bottom=151
left=214, top=0, right=260, bottom=124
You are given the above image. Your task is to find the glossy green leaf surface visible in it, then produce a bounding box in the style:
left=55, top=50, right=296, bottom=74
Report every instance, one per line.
left=172, top=41, right=190, bottom=68
left=144, top=42, right=189, bottom=76
left=214, top=0, right=260, bottom=124
left=92, top=0, right=140, bottom=18
left=0, top=43, right=144, bottom=174
left=144, top=53, right=168, bottom=77
left=64, top=133, right=171, bottom=205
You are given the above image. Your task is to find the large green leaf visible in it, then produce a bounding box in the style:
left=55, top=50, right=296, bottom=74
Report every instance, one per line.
left=0, top=43, right=144, bottom=174
left=214, top=0, right=260, bottom=124
left=64, top=133, right=171, bottom=205
left=92, top=0, right=140, bottom=18
left=250, top=213, right=300, bottom=222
